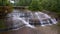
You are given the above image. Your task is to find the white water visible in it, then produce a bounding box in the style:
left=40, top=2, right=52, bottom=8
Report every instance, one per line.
left=12, top=14, right=35, bottom=29
left=9, top=0, right=15, bottom=3
left=13, top=10, right=35, bottom=28
left=7, top=9, right=57, bottom=30
left=35, top=12, right=43, bottom=26
left=35, top=12, right=57, bottom=26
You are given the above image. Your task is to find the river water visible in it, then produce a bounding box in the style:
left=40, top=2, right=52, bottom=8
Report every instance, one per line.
left=0, top=9, right=57, bottom=31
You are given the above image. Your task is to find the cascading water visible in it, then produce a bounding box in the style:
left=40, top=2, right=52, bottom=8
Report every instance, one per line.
left=16, top=18, right=35, bottom=28
left=6, top=9, right=35, bottom=30
left=34, top=12, right=57, bottom=26
left=9, top=0, right=15, bottom=4
left=11, top=10, right=57, bottom=28
left=0, top=9, right=57, bottom=31
left=35, top=12, right=45, bottom=26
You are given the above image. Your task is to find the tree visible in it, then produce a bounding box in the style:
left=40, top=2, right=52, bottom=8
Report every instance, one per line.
left=15, top=0, right=32, bottom=6
left=40, top=0, right=60, bottom=18
left=0, top=0, right=13, bottom=29
left=28, top=0, right=43, bottom=11
left=0, top=0, right=11, bottom=6
left=0, top=0, right=13, bottom=18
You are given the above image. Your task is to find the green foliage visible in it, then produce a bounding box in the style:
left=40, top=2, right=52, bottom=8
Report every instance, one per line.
left=14, top=0, right=60, bottom=14
left=41, top=0, right=60, bottom=13
left=0, top=0, right=13, bottom=29
left=0, top=0, right=11, bottom=6
left=28, top=0, right=43, bottom=11
left=0, top=19, right=6, bottom=29
left=0, top=0, right=13, bottom=15
left=40, top=0, right=60, bottom=17
left=0, top=0, right=3, bottom=6
left=0, top=0, right=60, bottom=14
left=15, top=0, right=32, bottom=6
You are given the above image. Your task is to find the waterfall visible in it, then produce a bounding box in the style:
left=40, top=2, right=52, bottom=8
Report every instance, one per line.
left=11, top=12, right=35, bottom=29
left=35, top=12, right=45, bottom=26
left=35, top=12, right=57, bottom=26
left=6, top=9, right=57, bottom=30
left=13, top=17, right=35, bottom=28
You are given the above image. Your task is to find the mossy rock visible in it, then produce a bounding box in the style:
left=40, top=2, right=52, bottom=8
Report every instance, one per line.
left=0, top=6, right=13, bottom=19
left=0, top=19, right=6, bottom=29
